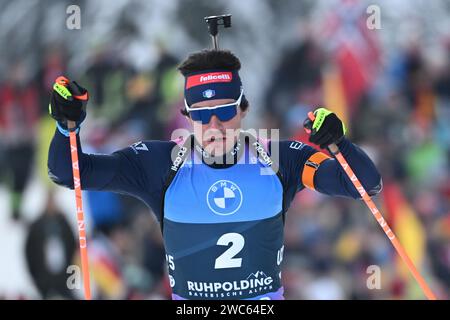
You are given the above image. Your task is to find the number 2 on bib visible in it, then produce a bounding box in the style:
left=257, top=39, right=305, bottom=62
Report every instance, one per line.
left=214, top=233, right=244, bottom=269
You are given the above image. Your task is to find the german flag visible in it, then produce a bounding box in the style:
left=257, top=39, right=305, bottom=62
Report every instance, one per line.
left=383, top=181, right=426, bottom=298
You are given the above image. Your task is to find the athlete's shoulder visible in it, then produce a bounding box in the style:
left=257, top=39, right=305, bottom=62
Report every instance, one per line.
left=126, top=140, right=177, bottom=156
left=113, top=140, right=179, bottom=186
left=272, top=140, right=317, bottom=159
left=264, top=139, right=316, bottom=171
left=279, top=140, right=308, bottom=151
left=273, top=139, right=323, bottom=174
left=114, top=140, right=177, bottom=168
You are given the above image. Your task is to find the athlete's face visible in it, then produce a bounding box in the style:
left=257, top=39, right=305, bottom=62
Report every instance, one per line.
left=187, top=98, right=247, bottom=157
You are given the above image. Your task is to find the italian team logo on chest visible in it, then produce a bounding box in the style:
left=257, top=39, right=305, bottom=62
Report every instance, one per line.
left=206, top=180, right=243, bottom=216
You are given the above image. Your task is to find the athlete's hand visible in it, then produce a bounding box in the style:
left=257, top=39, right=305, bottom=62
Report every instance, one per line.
left=303, top=107, right=347, bottom=149
left=49, top=76, right=89, bottom=127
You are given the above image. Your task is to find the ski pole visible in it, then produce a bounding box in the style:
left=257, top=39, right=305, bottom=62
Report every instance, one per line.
left=56, top=76, right=91, bottom=300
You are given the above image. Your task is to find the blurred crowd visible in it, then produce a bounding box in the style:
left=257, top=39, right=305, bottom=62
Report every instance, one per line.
left=0, top=0, right=449, bottom=300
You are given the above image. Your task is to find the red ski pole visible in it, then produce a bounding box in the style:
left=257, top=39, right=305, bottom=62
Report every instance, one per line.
left=55, top=76, right=91, bottom=300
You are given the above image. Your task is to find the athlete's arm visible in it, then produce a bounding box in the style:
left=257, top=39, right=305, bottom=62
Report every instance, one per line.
left=48, top=129, right=174, bottom=203
left=278, top=138, right=381, bottom=199
left=301, top=139, right=382, bottom=198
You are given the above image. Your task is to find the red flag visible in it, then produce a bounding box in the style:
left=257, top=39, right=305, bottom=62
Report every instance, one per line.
left=320, top=0, right=381, bottom=115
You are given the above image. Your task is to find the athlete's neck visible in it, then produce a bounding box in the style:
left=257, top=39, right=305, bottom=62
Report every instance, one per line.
left=194, top=136, right=244, bottom=168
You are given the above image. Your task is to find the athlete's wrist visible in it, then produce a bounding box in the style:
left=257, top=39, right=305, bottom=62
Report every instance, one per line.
left=56, top=121, right=80, bottom=137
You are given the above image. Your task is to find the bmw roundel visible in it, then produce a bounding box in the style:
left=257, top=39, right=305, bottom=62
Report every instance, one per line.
left=206, top=180, right=243, bottom=216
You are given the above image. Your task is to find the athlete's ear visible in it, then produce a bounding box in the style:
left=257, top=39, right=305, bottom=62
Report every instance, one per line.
left=240, top=107, right=248, bottom=119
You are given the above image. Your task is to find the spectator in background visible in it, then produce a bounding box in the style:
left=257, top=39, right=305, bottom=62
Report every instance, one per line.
left=35, top=45, right=68, bottom=117
left=125, top=41, right=181, bottom=139
left=35, top=45, right=69, bottom=187
left=264, top=36, right=324, bottom=132
left=0, top=61, right=39, bottom=221
left=25, top=192, right=76, bottom=299
left=83, top=44, right=134, bottom=128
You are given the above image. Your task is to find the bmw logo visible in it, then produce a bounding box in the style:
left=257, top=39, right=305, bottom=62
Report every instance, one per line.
left=202, top=89, right=216, bottom=99
left=206, top=180, right=243, bottom=216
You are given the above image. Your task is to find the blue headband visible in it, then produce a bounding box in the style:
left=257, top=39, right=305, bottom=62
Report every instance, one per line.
left=184, top=69, right=243, bottom=106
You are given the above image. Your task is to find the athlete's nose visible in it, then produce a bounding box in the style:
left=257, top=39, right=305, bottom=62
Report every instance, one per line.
left=208, top=115, right=223, bottom=130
